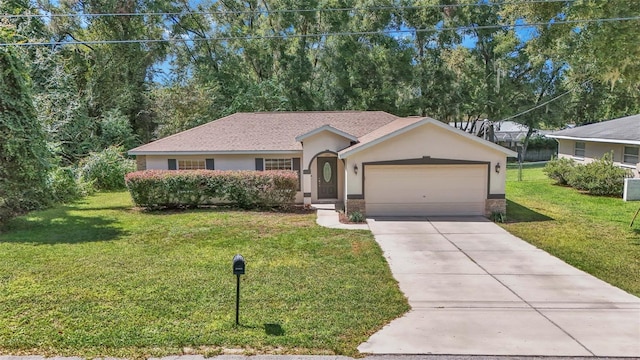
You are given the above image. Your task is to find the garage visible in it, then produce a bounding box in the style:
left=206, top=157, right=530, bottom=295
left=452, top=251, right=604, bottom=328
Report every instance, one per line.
left=364, top=164, right=488, bottom=216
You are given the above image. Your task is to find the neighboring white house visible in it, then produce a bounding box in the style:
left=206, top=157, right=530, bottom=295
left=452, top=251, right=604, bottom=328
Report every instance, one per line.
left=129, top=111, right=517, bottom=216
left=547, top=114, right=640, bottom=178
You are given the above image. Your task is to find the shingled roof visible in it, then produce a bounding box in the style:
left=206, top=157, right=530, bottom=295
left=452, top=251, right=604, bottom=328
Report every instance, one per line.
left=129, top=111, right=399, bottom=154
left=547, top=114, right=640, bottom=145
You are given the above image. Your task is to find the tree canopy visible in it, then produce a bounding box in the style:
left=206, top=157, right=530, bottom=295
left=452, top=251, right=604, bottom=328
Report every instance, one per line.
left=0, top=0, right=638, bottom=218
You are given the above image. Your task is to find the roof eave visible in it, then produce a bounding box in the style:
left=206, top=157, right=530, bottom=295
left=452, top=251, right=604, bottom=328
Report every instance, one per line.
left=546, top=135, right=640, bottom=146
left=128, top=150, right=302, bottom=156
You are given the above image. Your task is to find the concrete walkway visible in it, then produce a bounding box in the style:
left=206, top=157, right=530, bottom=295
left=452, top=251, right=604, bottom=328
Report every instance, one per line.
left=313, top=204, right=369, bottom=230
left=358, top=217, right=640, bottom=357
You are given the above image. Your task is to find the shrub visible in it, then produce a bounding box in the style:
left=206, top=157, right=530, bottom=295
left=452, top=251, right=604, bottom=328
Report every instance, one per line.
left=349, top=211, right=365, bottom=223
left=491, top=211, right=506, bottom=223
left=527, top=135, right=558, bottom=150
left=125, top=170, right=298, bottom=210
left=543, top=157, right=576, bottom=185
left=566, top=152, right=632, bottom=196
left=46, top=166, right=95, bottom=204
left=79, top=146, right=136, bottom=191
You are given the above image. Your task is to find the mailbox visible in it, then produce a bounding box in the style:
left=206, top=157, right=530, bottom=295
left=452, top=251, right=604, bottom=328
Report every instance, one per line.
left=233, top=254, right=245, bottom=275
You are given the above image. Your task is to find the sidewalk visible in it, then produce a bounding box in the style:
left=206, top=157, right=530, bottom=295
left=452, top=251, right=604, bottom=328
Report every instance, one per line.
left=1, top=354, right=636, bottom=360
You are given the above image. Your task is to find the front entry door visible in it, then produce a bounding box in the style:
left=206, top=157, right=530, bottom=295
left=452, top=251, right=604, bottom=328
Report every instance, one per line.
left=317, top=157, right=338, bottom=199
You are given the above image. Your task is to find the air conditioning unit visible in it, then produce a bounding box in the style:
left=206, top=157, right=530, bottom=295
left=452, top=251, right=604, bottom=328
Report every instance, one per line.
left=623, top=178, right=640, bottom=201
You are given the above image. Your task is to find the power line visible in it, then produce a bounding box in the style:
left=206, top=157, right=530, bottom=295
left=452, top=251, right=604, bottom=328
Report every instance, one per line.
left=2, top=15, right=638, bottom=47
left=1, top=0, right=577, bottom=19
left=499, top=86, right=580, bottom=122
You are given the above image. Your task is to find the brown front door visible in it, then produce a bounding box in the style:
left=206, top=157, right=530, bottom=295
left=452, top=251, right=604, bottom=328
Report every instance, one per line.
left=317, top=157, right=338, bottom=199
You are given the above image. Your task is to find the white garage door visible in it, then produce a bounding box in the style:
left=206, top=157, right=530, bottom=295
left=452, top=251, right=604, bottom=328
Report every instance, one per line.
left=365, top=164, right=487, bottom=216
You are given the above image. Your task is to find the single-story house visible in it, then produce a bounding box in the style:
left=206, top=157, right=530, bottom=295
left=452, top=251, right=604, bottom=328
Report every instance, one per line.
left=547, top=114, right=640, bottom=178
left=129, top=111, right=517, bottom=216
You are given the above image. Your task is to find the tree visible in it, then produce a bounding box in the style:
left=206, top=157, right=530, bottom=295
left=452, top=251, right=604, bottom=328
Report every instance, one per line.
left=502, top=0, right=640, bottom=122
left=43, top=0, right=169, bottom=143
left=0, top=29, right=51, bottom=220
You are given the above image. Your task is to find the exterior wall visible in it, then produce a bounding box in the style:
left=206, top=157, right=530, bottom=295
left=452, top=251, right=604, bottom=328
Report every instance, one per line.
left=135, top=155, right=146, bottom=171
left=485, top=199, right=507, bottom=216
left=145, top=154, right=258, bottom=170
left=344, top=123, right=509, bottom=198
left=143, top=153, right=304, bottom=203
left=346, top=199, right=366, bottom=214
left=300, top=131, right=352, bottom=202
left=300, top=131, right=352, bottom=171
left=556, top=139, right=640, bottom=178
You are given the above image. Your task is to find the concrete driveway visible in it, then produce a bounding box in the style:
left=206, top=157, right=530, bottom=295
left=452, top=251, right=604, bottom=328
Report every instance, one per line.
left=358, top=217, right=640, bottom=357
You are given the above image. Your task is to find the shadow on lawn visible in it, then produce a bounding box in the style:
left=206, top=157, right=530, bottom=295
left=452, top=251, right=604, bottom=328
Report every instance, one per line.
left=0, top=206, right=127, bottom=244
left=506, top=200, right=554, bottom=223
left=264, top=323, right=285, bottom=336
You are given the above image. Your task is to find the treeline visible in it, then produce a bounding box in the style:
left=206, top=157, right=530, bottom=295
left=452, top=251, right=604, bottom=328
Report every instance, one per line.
left=1, top=0, right=639, bottom=221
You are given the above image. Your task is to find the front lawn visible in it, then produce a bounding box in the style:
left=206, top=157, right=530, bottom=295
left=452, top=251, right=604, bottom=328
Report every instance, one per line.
left=0, top=192, right=408, bottom=358
left=502, top=164, right=640, bottom=296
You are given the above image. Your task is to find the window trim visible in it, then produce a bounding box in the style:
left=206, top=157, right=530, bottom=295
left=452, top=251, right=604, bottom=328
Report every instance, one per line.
left=264, top=158, right=293, bottom=171
left=623, top=146, right=639, bottom=165
left=573, top=141, right=586, bottom=159
left=178, top=159, right=207, bottom=170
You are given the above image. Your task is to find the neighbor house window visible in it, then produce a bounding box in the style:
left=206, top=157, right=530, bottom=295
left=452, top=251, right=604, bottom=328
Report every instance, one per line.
left=624, top=146, right=639, bottom=164
left=178, top=159, right=206, bottom=170
left=265, top=158, right=292, bottom=170
left=574, top=142, right=585, bottom=158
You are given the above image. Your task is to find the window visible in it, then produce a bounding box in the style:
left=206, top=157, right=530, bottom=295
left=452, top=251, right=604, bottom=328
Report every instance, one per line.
left=178, top=159, right=206, bottom=170
left=624, top=146, right=639, bottom=164
left=265, top=158, right=292, bottom=170
left=574, top=142, right=585, bottom=158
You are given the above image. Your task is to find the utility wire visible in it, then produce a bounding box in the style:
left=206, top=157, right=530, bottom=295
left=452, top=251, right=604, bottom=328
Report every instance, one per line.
left=1, top=0, right=577, bottom=19
left=499, top=88, right=576, bottom=122
left=1, top=15, right=638, bottom=47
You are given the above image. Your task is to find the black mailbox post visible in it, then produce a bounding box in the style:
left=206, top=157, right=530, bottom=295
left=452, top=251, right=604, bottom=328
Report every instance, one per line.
left=233, top=254, right=245, bottom=325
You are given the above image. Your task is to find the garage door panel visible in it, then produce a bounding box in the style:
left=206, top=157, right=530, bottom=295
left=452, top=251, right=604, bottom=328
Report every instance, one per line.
left=364, top=165, right=487, bottom=216
left=366, top=202, right=485, bottom=217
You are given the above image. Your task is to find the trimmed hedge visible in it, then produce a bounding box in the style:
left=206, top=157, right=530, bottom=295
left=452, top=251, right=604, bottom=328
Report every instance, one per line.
left=125, top=170, right=298, bottom=209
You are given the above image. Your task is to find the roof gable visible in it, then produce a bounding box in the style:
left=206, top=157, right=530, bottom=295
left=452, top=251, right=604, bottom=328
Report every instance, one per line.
left=547, top=114, right=640, bottom=145
left=295, top=124, right=358, bottom=142
left=339, top=117, right=518, bottom=158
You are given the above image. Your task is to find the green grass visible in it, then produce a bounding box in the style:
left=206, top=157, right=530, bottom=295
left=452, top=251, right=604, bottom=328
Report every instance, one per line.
left=0, top=192, right=409, bottom=358
left=502, top=165, right=640, bottom=296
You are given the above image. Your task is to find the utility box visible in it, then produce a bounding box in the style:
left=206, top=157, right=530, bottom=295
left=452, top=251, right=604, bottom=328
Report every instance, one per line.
left=233, top=254, right=245, bottom=275
left=624, top=178, right=640, bottom=201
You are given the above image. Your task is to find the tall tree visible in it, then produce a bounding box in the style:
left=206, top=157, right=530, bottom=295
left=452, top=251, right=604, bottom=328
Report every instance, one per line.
left=44, top=0, right=169, bottom=143
left=503, top=0, right=640, bottom=122
left=0, top=27, right=51, bottom=218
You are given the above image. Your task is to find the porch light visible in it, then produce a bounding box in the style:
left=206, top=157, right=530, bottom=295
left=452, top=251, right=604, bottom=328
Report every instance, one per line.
left=353, top=163, right=359, bottom=175
left=495, top=162, right=501, bottom=173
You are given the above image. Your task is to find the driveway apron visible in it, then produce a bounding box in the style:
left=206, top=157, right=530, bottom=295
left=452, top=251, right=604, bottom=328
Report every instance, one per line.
left=358, top=217, right=640, bottom=357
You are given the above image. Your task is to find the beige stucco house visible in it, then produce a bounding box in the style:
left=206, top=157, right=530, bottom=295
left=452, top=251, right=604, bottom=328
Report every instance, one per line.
left=129, top=111, right=517, bottom=216
left=547, top=114, right=640, bottom=178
